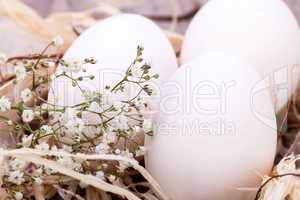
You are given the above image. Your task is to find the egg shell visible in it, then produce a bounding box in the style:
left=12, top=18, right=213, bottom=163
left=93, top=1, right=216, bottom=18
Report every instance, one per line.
left=48, top=14, right=178, bottom=146
left=145, top=53, right=277, bottom=200
left=48, top=13, right=177, bottom=106
left=49, top=14, right=177, bottom=105
left=180, top=0, right=300, bottom=130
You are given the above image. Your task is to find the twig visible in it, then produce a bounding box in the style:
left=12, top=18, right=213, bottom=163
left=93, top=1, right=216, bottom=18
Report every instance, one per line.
left=7, top=53, right=63, bottom=62
left=1, top=148, right=170, bottom=200
left=2, top=153, right=142, bottom=200
left=33, top=183, right=45, bottom=200
left=72, top=26, right=81, bottom=37
left=54, top=185, right=84, bottom=200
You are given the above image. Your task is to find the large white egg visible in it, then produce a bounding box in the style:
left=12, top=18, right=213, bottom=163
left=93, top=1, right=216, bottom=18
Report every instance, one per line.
left=49, top=13, right=177, bottom=109
left=181, top=0, right=300, bottom=130
left=145, top=53, right=277, bottom=200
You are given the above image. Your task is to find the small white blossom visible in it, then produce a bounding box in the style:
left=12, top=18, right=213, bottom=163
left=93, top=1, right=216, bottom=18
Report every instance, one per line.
left=41, top=103, right=49, bottom=110
left=103, top=129, right=117, bottom=144
left=95, top=143, right=110, bottom=154
left=34, top=168, right=43, bottom=176
left=65, top=117, right=84, bottom=135
left=113, top=115, right=129, bottom=130
left=0, top=53, right=7, bottom=65
left=21, top=88, right=33, bottom=102
left=14, top=192, right=23, bottom=200
left=8, top=170, right=25, bottom=185
left=10, top=158, right=28, bottom=171
left=22, top=110, right=34, bottom=123
left=118, top=150, right=135, bottom=172
left=14, top=64, right=26, bottom=80
left=34, top=177, right=43, bottom=185
left=0, top=96, right=11, bottom=112
left=52, top=35, right=64, bottom=47
left=60, top=108, right=78, bottom=124
left=115, top=149, right=121, bottom=154
left=61, top=58, right=83, bottom=73
left=136, top=146, right=147, bottom=157
left=21, top=134, right=33, bottom=147
left=40, top=125, right=53, bottom=135
left=108, top=175, right=116, bottom=182
left=7, top=120, right=13, bottom=126
left=83, top=89, right=98, bottom=101
left=142, top=119, right=153, bottom=132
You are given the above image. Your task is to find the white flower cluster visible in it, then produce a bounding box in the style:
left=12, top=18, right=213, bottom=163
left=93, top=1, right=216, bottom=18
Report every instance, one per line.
left=258, top=155, right=300, bottom=200
left=21, top=88, right=33, bottom=103
left=0, top=45, right=156, bottom=199
left=0, top=96, right=11, bottom=112
left=14, top=64, right=26, bottom=80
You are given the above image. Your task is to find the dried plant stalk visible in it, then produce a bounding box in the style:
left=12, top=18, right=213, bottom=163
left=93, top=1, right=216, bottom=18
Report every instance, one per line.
left=3, top=153, right=142, bottom=200
left=1, top=148, right=170, bottom=200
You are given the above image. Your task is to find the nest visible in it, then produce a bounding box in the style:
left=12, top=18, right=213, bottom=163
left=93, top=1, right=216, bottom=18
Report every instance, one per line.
left=1, top=1, right=300, bottom=200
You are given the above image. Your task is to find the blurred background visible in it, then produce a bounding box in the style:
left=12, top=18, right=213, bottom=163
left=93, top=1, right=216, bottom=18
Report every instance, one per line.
left=19, top=0, right=300, bottom=31
left=0, top=0, right=300, bottom=56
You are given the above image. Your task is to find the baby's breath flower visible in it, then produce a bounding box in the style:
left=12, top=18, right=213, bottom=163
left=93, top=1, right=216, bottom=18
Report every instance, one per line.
left=95, top=143, right=110, bottom=154
left=61, top=58, right=83, bottom=73
left=65, top=117, right=84, bottom=135
left=21, top=134, right=33, bottom=147
left=142, top=119, right=153, bottom=132
left=10, top=158, right=28, bottom=171
left=34, top=177, right=43, bottom=185
left=14, top=64, right=26, bottom=80
left=8, top=170, right=25, bottom=185
left=40, top=125, right=53, bottom=135
left=14, top=192, right=23, bottom=200
left=60, top=108, right=78, bottom=123
left=52, top=35, right=64, bottom=47
left=0, top=96, right=11, bottom=112
left=113, top=115, right=129, bottom=130
left=108, top=175, right=116, bottom=182
left=136, top=146, right=147, bottom=157
left=21, top=88, right=33, bottom=102
left=0, top=53, right=7, bottom=65
left=22, top=109, right=34, bottom=123
left=103, top=128, right=117, bottom=144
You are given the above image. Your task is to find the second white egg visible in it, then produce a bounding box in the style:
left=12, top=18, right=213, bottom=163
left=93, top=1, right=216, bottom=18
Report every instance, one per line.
left=146, top=52, right=277, bottom=200
left=181, top=0, right=300, bottom=130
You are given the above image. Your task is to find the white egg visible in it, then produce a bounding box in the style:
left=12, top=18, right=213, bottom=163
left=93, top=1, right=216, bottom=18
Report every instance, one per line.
left=48, top=13, right=177, bottom=113
left=145, top=53, right=277, bottom=200
left=181, top=0, right=300, bottom=130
